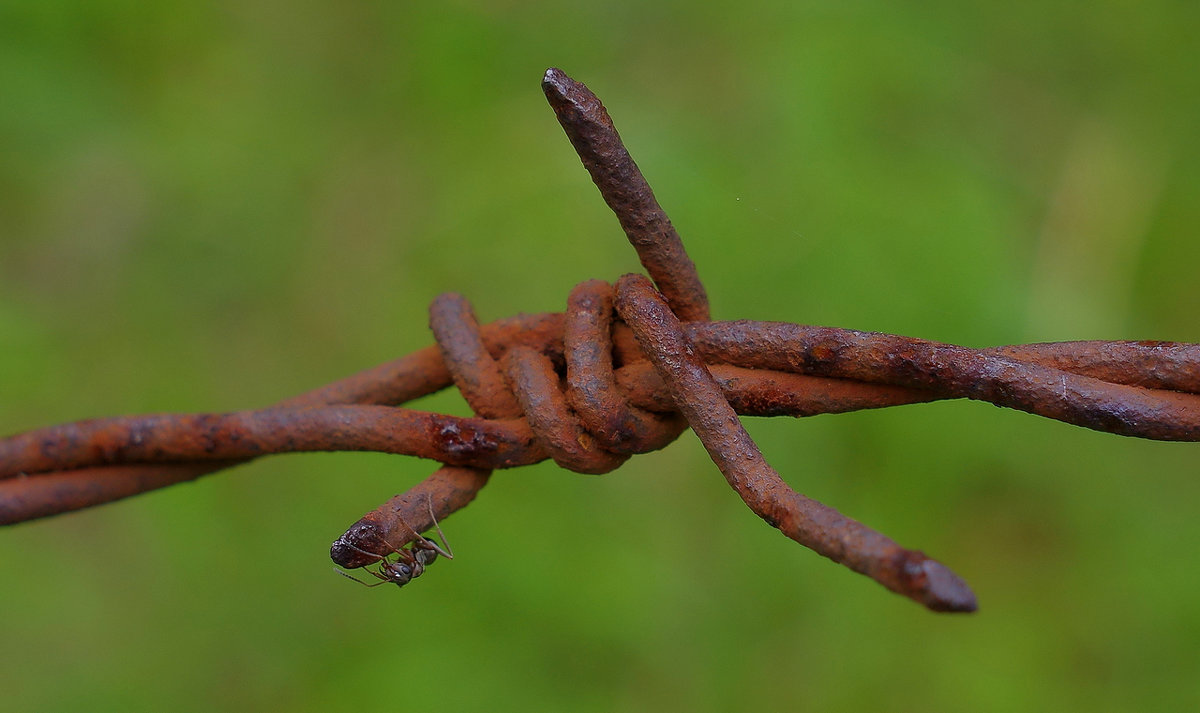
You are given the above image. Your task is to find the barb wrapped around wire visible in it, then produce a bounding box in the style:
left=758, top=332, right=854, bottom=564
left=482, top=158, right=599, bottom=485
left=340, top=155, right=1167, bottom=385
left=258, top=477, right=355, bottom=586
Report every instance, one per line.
left=3, top=69, right=1199, bottom=613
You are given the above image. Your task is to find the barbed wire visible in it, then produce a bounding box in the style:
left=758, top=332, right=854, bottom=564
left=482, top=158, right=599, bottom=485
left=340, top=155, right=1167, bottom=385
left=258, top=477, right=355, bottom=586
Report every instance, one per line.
left=3, top=69, right=1198, bottom=613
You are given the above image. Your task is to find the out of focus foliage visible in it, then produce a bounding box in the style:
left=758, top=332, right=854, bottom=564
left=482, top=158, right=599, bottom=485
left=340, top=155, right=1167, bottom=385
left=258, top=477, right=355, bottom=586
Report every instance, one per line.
left=2, top=2, right=1197, bottom=711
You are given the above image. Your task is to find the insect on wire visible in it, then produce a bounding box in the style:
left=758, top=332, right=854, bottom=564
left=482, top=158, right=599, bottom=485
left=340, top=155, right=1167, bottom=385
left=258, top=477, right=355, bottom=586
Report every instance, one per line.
left=334, top=495, right=453, bottom=589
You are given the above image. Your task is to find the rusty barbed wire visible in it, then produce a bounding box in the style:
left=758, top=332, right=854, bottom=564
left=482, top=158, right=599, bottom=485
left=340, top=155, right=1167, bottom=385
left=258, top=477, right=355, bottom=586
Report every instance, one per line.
left=3, top=68, right=1198, bottom=613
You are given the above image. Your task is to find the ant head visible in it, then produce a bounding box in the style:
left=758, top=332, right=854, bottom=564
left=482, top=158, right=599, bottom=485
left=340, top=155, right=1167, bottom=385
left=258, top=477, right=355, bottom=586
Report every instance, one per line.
left=381, top=560, right=416, bottom=586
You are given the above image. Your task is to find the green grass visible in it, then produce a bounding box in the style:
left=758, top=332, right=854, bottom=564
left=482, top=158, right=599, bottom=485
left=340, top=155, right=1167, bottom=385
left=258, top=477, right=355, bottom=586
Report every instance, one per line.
left=2, top=2, right=1198, bottom=711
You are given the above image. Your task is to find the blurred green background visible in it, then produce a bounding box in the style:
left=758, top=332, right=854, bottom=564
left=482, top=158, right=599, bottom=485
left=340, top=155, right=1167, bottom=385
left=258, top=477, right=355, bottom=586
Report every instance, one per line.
left=2, top=2, right=1198, bottom=711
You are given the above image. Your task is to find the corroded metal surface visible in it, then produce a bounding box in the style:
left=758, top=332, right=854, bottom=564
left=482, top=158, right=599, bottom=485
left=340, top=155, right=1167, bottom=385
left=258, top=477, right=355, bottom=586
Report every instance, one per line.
left=541, top=68, right=710, bottom=322
left=3, top=68, right=1197, bottom=613
left=614, top=273, right=976, bottom=612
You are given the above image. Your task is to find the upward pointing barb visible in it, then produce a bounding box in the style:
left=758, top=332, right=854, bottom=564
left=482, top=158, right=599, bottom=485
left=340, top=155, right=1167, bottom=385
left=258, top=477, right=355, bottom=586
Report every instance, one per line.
left=542, top=68, right=711, bottom=322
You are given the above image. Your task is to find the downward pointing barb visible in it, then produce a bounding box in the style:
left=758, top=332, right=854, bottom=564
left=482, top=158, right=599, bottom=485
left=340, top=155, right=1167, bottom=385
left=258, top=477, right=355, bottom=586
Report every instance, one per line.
left=613, top=272, right=978, bottom=613
left=919, top=560, right=978, bottom=613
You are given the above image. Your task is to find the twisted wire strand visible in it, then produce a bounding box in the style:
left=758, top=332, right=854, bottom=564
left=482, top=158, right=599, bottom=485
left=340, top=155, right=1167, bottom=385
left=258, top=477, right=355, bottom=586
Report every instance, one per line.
left=4, top=303, right=1197, bottom=609
left=4, top=329, right=1197, bottom=487
left=2, top=68, right=1197, bottom=613
left=0, top=312, right=564, bottom=524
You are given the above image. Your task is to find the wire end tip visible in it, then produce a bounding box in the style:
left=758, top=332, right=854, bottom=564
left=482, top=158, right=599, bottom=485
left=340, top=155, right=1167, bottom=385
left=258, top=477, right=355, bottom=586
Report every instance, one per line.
left=541, top=67, right=574, bottom=97
left=920, top=560, right=978, bottom=613
left=541, top=67, right=607, bottom=124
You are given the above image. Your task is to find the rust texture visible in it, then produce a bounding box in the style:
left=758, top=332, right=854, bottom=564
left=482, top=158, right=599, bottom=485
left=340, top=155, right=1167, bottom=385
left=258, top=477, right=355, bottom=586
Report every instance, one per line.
left=613, top=273, right=976, bottom=611
left=3, top=68, right=1198, bottom=613
left=541, top=68, right=710, bottom=322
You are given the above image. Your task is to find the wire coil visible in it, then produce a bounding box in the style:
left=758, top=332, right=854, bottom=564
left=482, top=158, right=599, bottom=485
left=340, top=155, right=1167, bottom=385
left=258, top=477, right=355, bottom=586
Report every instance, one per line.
left=4, top=68, right=1198, bottom=613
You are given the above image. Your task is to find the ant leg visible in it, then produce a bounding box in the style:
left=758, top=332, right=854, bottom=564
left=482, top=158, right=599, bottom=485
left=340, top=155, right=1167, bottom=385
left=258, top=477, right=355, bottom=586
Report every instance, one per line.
left=333, top=567, right=391, bottom=588
left=392, top=547, right=419, bottom=568
left=389, top=495, right=453, bottom=560
left=424, top=494, right=453, bottom=560
left=341, top=541, right=387, bottom=563
left=342, top=527, right=425, bottom=565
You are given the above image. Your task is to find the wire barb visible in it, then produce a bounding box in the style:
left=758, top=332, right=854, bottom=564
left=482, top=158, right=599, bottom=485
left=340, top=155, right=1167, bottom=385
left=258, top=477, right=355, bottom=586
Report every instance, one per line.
left=541, top=68, right=710, bottom=322
left=614, top=273, right=977, bottom=611
left=2, top=69, right=1197, bottom=613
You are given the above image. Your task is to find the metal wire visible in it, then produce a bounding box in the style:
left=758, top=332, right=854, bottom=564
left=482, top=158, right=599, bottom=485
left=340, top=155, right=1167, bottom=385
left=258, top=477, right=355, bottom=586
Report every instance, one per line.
left=3, top=69, right=1197, bottom=613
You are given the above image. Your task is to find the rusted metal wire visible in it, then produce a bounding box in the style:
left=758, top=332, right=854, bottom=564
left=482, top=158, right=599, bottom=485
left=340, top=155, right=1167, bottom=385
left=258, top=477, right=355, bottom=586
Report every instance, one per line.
left=2, top=68, right=1197, bottom=613
left=613, top=273, right=977, bottom=611
left=542, top=68, right=710, bottom=322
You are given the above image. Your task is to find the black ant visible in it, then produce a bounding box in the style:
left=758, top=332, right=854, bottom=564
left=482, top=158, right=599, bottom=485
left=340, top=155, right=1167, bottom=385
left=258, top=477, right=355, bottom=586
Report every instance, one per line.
left=334, top=495, right=454, bottom=588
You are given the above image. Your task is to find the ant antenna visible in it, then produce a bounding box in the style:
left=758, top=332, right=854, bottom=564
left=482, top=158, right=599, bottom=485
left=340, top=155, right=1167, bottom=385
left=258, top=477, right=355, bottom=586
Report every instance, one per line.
left=333, top=567, right=390, bottom=587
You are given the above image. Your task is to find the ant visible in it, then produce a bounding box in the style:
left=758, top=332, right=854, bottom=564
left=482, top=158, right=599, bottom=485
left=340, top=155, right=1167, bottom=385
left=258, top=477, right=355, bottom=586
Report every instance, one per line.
left=334, top=495, right=454, bottom=588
